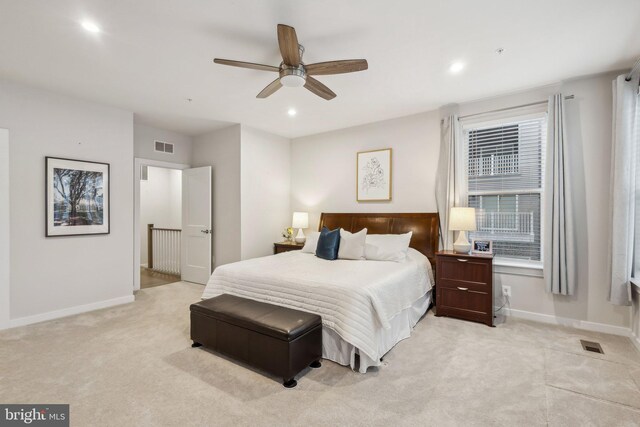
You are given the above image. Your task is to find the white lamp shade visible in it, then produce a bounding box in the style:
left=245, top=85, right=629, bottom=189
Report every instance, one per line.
left=292, top=212, right=309, bottom=229
left=449, top=207, right=477, bottom=231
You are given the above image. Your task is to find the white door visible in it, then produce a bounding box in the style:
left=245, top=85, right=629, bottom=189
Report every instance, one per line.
left=181, top=166, right=212, bottom=284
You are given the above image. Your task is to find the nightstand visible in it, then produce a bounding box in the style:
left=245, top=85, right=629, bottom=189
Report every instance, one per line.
left=274, top=241, right=305, bottom=254
left=435, top=251, right=494, bottom=326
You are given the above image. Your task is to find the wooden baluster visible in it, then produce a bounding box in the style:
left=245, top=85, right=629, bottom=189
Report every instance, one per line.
left=148, top=224, right=154, bottom=269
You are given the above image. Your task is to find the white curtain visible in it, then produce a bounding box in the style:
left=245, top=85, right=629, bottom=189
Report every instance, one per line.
left=544, top=94, right=576, bottom=295
left=435, top=115, right=463, bottom=250
left=608, top=74, right=639, bottom=306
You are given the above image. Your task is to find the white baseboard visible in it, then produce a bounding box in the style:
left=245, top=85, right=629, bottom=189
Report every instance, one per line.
left=498, top=306, right=632, bottom=337
left=8, top=295, right=135, bottom=329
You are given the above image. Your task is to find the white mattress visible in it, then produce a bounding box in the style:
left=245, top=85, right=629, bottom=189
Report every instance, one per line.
left=202, top=248, right=434, bottom=368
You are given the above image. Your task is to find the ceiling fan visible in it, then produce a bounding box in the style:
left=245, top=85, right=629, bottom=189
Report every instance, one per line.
left=213, top=24, right=368, bottom=100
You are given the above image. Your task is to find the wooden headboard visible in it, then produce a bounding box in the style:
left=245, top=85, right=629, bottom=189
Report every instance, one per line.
left=318, top=213, right=440, bottom=267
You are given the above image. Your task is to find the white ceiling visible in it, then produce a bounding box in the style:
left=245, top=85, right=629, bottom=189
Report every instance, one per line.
left=0, top=0, right=639, bottom=138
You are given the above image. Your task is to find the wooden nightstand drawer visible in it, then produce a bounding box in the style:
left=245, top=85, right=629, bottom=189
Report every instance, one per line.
left=438, top=278, right=489, bottom=292
left=438, top=287, right=491, bottom=324
left=274, top=242, right=304, bottom=254
left=437, top=256, right=491, bottom=284
left=435, top=251, right=494, bottom=327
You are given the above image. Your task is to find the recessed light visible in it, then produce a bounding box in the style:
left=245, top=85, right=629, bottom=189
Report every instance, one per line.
left=495, top=48, right=505, bottom=55
left=449, top=61, right=465, bottom=74
left=287, top=108, right=297, bottom=117
left=81, top=20, right=101, bottom=33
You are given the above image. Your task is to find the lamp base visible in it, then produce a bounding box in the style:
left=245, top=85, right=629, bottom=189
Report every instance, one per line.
left=453, top=231, right=471, bottom=254
left=294, top=228, right=306, bottom=244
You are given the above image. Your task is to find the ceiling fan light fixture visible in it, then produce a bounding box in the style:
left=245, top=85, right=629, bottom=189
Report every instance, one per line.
left=280, top=65, right=307, bottom=87
left=213, top=24, right=367, bottom=100
left=281, top=74, right=306, bottom=87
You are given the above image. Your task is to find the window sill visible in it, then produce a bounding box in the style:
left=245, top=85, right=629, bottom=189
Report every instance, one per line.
left=494, top=258, right=543, bottom=278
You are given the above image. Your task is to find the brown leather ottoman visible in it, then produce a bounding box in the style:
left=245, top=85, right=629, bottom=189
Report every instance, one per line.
left=190, top=294, right=322, bottom=388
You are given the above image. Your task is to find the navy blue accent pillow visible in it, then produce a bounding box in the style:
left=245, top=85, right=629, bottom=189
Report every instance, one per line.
left=315, top=226, right=341, bottom=260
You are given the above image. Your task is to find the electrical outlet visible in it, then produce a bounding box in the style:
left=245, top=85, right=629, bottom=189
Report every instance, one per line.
left=502, top=285, right=512, bottom=297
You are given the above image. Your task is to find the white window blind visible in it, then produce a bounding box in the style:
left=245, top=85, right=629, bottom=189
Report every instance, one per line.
left=464, top=115, right=547, bottom=261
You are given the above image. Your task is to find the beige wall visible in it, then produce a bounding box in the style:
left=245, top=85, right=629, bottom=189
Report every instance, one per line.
left=139, top=167, right=182, bottom=266
left=192, top=125, right=242, bottom=268
left=134, top=122, right=193, bottom=165
left=0, top=79, right=134, bottom=321
left=291, top=111, right=442, bottom=231
left=291, top=70, right=631, bottom=329
left=192, top=124, right=292, bottom=267
left=240, top=126, right=291, bottom=260
left=0, top=129, right=9, bottom=329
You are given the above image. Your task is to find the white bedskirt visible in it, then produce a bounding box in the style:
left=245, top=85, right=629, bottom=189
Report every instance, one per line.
left=322, top=291, right=431, bottom=373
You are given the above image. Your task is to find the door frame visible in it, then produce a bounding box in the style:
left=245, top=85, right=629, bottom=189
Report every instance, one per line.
left=133, top=158, right=190, bottom=291
left=0, top=129, right=9, bottom=330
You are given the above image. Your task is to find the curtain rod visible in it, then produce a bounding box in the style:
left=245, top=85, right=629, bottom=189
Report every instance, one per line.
left=457, top=95, right=574, bottom=121
left=625, top=57, right=640, bottom=81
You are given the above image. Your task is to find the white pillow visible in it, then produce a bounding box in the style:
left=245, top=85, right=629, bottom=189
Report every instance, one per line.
left=364, top=232, right=413, bottom=262
left=338, top=228, right=367, bottom=260
left=301, top=231, right=321, bottom=253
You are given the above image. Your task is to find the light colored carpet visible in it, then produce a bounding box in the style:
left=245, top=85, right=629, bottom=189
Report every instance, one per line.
left=1, top=282, right=639, bottom=427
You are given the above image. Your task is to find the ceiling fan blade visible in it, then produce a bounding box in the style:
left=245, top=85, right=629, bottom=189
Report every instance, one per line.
left=213, top=58, right=279, bottom=72
left=306, top=60, right=368, bottom=76
left=256, top=78, right=283, bottom=98
left=304, top=76, right=336, bottom=100
left=277, top=24, right=301, bottom=66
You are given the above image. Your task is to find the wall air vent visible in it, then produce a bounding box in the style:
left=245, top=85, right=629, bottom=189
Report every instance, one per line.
left=154, top=140, right=174, bottom=154
left=580, top=340, right=604, bottom=354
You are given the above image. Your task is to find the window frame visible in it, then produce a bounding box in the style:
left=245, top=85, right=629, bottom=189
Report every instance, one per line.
left=459, top=109, right=547, bottom=268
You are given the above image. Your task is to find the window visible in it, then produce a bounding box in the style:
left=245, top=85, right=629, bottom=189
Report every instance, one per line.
left=463, top=114, right=547, bottom=262
left=468, top=125, right=519, bottom=177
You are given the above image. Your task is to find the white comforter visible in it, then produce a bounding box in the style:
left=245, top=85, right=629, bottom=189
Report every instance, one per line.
left=202, top=248, right=434, bottom=363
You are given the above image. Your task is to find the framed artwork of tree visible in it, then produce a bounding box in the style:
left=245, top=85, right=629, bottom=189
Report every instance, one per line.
left=45, top=157, right=110, bottom=237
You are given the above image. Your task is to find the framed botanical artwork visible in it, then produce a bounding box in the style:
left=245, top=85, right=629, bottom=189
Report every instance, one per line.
left=46, top=157, right=110, bottom=237
left=472, top=239, right=493, bottom=254
left=357, top=148, right=392, bottom=202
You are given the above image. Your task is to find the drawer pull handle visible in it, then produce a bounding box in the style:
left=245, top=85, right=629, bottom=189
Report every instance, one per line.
left=457, top=287, right=469, bottom=291
left=457, top=259, right=468, bottom=262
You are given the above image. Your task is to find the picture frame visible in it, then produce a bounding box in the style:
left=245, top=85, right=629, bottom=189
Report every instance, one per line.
left=45, top=157, right=110, bottom=237
left=471, top=239, right=493, bottom=254
left=357, top=148, right=392, bottom=202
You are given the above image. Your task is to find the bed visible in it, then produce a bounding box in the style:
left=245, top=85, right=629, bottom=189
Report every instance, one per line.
left=202, top=213, right=439, bottom=373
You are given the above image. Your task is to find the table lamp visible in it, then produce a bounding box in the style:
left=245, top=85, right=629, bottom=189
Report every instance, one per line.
left=449, top=207, right=476, bottom=254
left=292, top=212, right=309, bottom=243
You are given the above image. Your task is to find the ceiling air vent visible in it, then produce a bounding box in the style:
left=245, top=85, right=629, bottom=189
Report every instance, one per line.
left=154, top=140, right=174, bottom=154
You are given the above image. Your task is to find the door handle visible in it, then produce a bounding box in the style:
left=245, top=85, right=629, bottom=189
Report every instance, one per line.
left=457, top=287, right=469, bottom=291
left=200, top=229, right=211, bottom=234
